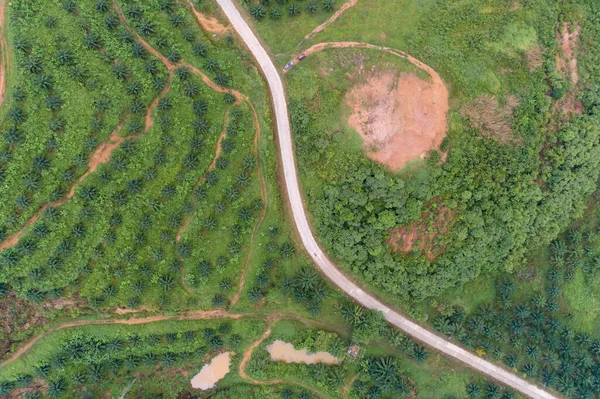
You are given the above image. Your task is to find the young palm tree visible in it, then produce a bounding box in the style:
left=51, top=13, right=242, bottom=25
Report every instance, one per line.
left=323, top=0, right=335, bottom=11
left=250, top=5, right=266, bottom=20
left=288, top=4, right=300, bottom=16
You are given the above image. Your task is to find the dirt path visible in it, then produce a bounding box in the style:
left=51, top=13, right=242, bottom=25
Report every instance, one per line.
left=0, top=0, right=9, bottom=108
left=176, top=107, right=233, bottom=243
left=189, top=1, right=230, bottom=34
left=298, top=0, right=358, bottom=47
left=230, top=101, right=267, bottom=306
left=238, top=321, right=325, bottom=398
left=0, top=310, right=242, bottom=368
left=0, top=2, right=238, bottom=253
left=0, top=123, right=125, bottom=252
left=0, top=64, right=174, bottom=253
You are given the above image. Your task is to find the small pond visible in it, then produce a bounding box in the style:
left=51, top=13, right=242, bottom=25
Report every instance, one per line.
left=267, top=340, right=340, bottom=365
left=190, top=352, right=231, bottom=390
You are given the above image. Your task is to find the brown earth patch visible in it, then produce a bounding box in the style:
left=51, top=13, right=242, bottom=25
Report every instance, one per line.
left=0, top=294, right=84, bottom=360
left=189, top=1, right=230, bottom=34
left=389, top=205, right=455, bottom=261
left=461, top=94, right=521, bottom=144
left=555, top=23, right=582, bottom=115
left=345, top=70, right=448, bottom=171
left=526, top=45, right=544, bottom=72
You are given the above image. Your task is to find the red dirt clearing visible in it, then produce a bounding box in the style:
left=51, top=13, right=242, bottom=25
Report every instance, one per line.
left=346, top=70, right=448, bottom=171
left=299, top=42, right=448, bottom=172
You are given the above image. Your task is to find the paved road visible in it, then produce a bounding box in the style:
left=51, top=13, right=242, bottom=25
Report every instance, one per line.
left=214, top=1, right=559, bottom=398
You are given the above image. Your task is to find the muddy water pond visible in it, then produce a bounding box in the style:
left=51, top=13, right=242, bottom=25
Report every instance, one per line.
left=190, top=352, right=231, bottom=390
left=267, top=340, right=340, bottom=365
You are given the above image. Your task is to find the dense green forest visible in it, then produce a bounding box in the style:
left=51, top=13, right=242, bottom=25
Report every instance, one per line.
left=287, top=0, right=600, bottom=303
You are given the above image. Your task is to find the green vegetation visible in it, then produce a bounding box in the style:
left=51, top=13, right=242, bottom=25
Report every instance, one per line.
left=239, top=0, right=338, bottom=55
left=0, top=317, right=266, bottom=398
left=278, top=0, right=600, bottom=307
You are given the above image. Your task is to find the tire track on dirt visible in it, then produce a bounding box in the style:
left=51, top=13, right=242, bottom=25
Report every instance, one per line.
left=297, top=0, right=358, bottom=47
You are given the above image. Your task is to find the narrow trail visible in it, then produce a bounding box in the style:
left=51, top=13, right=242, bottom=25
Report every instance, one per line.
left=230, top=100, right=267, bottom=306
left=0, top=310, right=242, bottom=369
left=115, top=1, right=270, bottom=301
left=286, top=42, right=446, bottom=94
left=238, top=321, right=326, bottom=399
left=0, top=0, right=9, bottom=108
left=297, top=0, right=358, bottom=47
left=0, top=66, right=174, bottom=253
left=0, top=123, right=124, bottom=252
left=0, top=4, right=178, bottom=253
left=176, top=106, right=233, bottom=243
left=189, top=0, right=231, bottom=34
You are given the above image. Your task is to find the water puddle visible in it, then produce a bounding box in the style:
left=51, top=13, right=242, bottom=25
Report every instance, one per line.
left=190, top=352, right=231, bottom=390
left=267, top=340, right=340, bottom=365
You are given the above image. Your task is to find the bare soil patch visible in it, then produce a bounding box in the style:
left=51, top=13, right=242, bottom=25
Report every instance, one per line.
left=0, top=294, right=83, bottom=360
left=555, top=23, right=583, bottom=115
left=189, top=2, right=230, bottom=34
left=345, top=69, right=448, bottom=171
left=389, top=205, right=454, bottom=261
left=461, top=94, right=521, bottom=144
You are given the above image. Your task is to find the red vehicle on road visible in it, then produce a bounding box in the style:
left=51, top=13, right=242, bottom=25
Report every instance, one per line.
left=297, top=53, right=307, bottom=61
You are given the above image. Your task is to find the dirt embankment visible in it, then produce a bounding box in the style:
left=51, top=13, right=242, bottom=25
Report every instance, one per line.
left=189, top=1, right=230, bottom=34
left=556, top=23, right=582, bottom=115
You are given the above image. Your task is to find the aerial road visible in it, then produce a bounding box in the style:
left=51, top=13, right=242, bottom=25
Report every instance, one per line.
left=214, top=1, right=559, bottom=398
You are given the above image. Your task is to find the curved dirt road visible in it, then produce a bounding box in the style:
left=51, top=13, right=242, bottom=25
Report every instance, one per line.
left=214, top=1, right=559, bottom=398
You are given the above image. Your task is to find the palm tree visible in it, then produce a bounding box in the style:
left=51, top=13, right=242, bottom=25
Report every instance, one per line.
left=307, top=2, right=318, bottom=13
left=269, top=7, right=282, bottom=19
left=215, top=74, right=228, bottom=86
left=193, top=118, right=210, bottom=133
left=166, top=49, right=181, bottom=63
left=138, top=19, right=155, bottom=36
left=84, top=33, right=101, bottom=50
left=322, top=0, right=335, bottom=11
left=46, top=95, right=63, bottom=111
left=466, top=382, right=480, bottom=398
left=24, top=56, right=43, bottom=74
left=8, top=107, right=27, bottom=124
left=288, top=4, right=300, bottom=16
left=193, top=42, right=208, bottom=58
left=56, top=49, right=74, bottom=65
left=250, top=5, right=266, bottom=20
left=184, top=81, right=200, bottom=98
left=105, top=13, right=119, bottom=30
left=95, top=0, right=109, bottom=12
left=248, top=287, right=263, bottom=303
left=485, top=383, right=500, bottom=399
